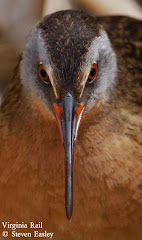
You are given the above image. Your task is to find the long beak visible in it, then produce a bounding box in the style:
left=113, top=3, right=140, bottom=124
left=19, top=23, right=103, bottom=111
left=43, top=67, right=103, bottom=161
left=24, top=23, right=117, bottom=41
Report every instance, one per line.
left=53, top=93, right=84, bottom=220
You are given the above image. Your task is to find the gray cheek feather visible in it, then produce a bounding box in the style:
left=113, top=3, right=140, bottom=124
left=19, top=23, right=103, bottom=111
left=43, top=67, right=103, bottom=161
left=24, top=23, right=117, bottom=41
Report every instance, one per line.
left=20, top=28, right=56, bottom=114
left=82, top=30, right=117, bottom=112
left=20, top=27, right=39, bottom=94
left=20, top=28, right=50, bottom=103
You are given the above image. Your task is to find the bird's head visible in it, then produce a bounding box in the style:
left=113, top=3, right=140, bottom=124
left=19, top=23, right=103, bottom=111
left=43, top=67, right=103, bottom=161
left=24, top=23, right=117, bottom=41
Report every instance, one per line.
left=20, top=10, right=117, bottom=220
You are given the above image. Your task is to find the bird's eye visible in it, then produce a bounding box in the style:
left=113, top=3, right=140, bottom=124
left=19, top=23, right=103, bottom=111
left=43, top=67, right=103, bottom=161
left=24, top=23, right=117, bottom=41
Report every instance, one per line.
left=87, top=63, right=98, bottom=83
left=38, top=64, right=49, bottom=83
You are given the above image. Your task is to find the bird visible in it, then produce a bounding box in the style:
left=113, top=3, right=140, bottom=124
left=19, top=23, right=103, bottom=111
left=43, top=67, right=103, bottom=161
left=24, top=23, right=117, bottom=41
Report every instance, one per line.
left=0, top=9, right=142, bottom=240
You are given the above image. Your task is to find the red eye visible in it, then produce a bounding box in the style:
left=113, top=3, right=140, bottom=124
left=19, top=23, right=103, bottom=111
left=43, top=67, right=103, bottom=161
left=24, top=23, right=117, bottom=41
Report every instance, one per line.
left=87, top=63, right=98, bottom=83
left=38, top=64, right=49, bottom=82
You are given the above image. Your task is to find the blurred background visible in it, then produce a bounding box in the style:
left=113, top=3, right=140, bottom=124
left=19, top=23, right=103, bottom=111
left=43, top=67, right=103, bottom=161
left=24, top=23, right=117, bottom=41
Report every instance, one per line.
left=0, top=0, right=142, bottom=93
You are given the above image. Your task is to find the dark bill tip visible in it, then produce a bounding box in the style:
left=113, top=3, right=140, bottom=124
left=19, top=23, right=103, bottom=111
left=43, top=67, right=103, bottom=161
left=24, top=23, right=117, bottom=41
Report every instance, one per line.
left=66, top=193, right=73, bottom=221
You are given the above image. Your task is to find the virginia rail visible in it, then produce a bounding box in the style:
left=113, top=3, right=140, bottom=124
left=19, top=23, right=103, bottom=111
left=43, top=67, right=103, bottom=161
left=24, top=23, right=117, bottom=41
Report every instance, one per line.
left=0, top=10, right=142, bottom=240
